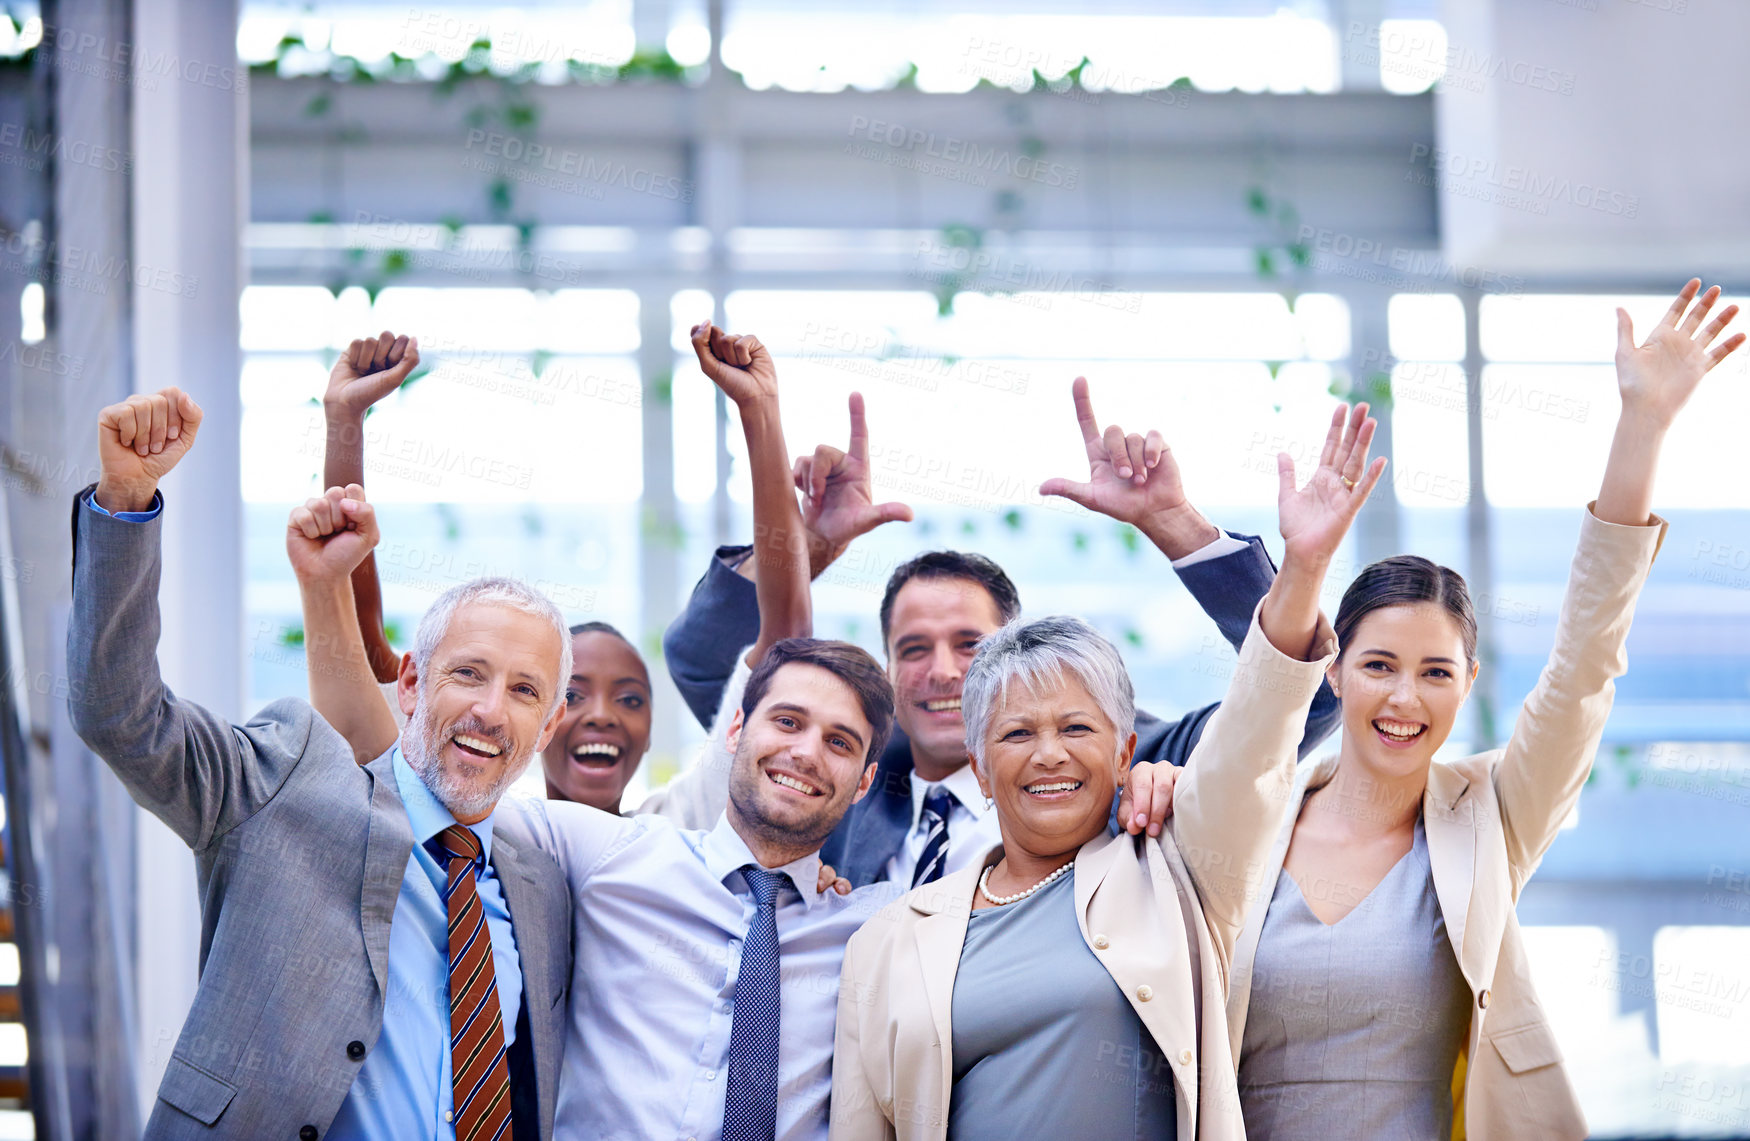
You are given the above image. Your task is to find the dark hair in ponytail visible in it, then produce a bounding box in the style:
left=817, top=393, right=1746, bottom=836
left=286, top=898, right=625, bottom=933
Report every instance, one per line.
left=1333, top=556, right=1477, bottom=664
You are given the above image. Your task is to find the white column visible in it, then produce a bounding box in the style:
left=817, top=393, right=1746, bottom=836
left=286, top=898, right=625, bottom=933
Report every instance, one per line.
left=638, top=286, right=683, bottom=771
left=129, top=0, right=246, bottom=1114
left=1349, top=288, right=1400, bottom=564
left=1460, top=287, right=1498, bottom=750
left=1334, top=0, right=1387, bottom=92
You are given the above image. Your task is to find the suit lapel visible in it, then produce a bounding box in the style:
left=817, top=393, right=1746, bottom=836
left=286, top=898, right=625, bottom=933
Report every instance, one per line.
left=1423, top=762, right=1480, bottom=989
left=1079, top=833, right=1199, bottom=1106
left=491, top=829, right=560, bottom=1029
left=863, top=743, right=916, bottom=886
left=909, top=862, right=980, bottom=1094
left=360, top=749, right=414, bottom=999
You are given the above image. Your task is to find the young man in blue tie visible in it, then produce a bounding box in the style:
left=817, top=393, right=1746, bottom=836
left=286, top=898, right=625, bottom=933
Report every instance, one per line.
left=293, top=322, right=1183, bottom=1141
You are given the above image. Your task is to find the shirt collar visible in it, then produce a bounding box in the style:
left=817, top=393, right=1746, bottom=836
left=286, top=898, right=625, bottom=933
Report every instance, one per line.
left=701, top=812, right=826, bottom=912
left=392, top=744, right=495, bottom=865
left=909, top=762, right=990, bottom=831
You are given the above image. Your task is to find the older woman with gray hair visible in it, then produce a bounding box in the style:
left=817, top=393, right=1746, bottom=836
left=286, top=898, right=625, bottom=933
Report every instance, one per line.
left=830, top=403, right=1386, bottom=1141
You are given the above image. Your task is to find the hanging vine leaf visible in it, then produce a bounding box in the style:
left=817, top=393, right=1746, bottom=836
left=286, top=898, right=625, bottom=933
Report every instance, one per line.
left=1367, top=371, right=1395, bottom=409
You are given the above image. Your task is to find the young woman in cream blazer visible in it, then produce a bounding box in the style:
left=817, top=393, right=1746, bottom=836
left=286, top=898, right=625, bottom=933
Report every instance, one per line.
left=830, top=403, right=1388, bottom=1141
left=1226, top=280, right=1743, bottom=1141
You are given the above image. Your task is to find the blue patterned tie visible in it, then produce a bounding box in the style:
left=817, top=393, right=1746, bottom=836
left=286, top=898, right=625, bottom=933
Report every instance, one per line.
left=723, top=865, right=785, bottom=1141
left=911, top=787, right=954, bottom=887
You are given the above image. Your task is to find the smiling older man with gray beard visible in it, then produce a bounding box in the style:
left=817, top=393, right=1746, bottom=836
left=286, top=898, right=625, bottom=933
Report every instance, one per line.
left=65, top=384, right=576, bottom=1141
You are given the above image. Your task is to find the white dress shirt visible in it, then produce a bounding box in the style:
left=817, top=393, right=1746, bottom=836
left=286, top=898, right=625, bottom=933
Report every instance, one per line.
left=879, top=763, right=1000, bottom=887
left=1171, top=527, right=1249, bottom=569
left=520, top=800, right=903, bottom=1141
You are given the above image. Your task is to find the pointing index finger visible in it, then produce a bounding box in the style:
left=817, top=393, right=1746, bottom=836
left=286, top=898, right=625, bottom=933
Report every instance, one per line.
left=1070, top=377, right=1100, bottom=445
left=848, top=391, right=870, bottom=462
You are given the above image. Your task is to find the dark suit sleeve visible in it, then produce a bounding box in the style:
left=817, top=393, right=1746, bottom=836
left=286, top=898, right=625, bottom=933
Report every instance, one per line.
left=661, top=544, right=761, bottom=729
left=1163, top=531, right=1342, bottom=760
left=1174, top=532, right=1275, bottom=654
left=66, top=487, right=314, bottom=852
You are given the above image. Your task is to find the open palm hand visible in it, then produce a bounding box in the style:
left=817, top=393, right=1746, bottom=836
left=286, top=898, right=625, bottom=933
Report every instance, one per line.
left=1277, top=403, right=1387, bottom=565
left=1615, top=280, right=1744, bottom=429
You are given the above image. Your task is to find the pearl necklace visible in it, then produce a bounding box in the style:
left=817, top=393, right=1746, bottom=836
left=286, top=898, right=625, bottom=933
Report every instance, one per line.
left=978, top=860, right=1072, bottom=906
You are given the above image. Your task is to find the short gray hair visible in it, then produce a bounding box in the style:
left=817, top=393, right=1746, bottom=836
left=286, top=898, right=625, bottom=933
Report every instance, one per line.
left=961, top=614, right=1136, bottom=768
left=412, top=577, right=574, bottom=718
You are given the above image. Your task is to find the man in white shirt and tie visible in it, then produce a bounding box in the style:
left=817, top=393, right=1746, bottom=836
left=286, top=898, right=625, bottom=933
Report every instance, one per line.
left=296, top=322, right=1180, bottom=1141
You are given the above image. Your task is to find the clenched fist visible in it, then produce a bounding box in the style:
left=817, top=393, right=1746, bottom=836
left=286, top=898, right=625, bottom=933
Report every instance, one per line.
left=95, top=387, right=202, bottom=513
left=286, top=484, right=379, bottom=587
left=689, top=322, right=776, bottom=408
left=326, top=331, right=420, bottom=421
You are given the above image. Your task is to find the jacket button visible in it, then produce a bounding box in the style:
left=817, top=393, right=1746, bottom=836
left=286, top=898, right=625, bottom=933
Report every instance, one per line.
left=1136, top=985, right=1154, bottom=1002
left=299, top=1127, right=318, bottom=1141
left=1092, top=934, right=1110, bottom=950
left=1478, top=989, right=1491, bottom=1009
left=346, top=1040, right=366, bottom=1061
left=1179, top=1048, right=1194, bottom=1066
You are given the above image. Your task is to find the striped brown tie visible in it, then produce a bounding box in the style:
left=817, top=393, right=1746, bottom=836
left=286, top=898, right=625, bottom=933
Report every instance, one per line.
left=433, top=824, right=514, bottom=1141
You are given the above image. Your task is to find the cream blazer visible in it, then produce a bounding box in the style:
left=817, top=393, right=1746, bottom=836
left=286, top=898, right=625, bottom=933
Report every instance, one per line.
left=1225, top=506, right=1665, bottom=1141
left=830, top=607, right=1336, bottom=1141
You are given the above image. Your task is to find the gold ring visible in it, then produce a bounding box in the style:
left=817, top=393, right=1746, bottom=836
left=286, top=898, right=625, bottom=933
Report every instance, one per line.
left=1340, top=475, right=1357, bottom=490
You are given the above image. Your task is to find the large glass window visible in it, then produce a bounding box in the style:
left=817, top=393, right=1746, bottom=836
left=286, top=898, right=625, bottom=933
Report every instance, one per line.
left=241, top=285, right=643, bottom=801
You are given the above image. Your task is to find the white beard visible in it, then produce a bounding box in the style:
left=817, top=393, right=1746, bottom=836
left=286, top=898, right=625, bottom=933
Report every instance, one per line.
left=401, top=690, right=534, bottom=820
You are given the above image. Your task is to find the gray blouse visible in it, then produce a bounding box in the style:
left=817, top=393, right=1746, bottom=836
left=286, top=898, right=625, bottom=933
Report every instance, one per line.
left=948, top=869, right=1176, bottom=1141
left=1238, top=817, right=1473, bottom=1141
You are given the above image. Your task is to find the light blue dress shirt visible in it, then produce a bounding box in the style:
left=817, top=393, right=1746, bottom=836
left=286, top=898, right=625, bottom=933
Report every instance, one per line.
left=328, top=747, right=524, bottom=1141
left=526, top=803, right=903, bottom=1141
left=77, top=494, right=528, bottom=1136
left=83, top=489, right=163, bottom=522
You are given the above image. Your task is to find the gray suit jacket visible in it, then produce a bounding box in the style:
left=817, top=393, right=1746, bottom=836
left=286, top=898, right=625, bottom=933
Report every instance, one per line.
left=66, top=490, right=571, bottom=1140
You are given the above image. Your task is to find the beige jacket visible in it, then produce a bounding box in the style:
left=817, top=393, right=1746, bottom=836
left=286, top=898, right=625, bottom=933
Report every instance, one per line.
left=1225, top=506, right=1666, bottom=1141
left=830, top=607, right=1336, bottom=1141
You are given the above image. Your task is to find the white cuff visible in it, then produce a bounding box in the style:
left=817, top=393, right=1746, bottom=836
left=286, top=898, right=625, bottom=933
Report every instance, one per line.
left=1169, top=529, right=1249, bottom=570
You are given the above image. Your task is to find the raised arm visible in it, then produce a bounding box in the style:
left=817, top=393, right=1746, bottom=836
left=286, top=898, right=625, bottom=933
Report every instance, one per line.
left=1495, top=280, right=1742, bottom=886
left=288, top=484, right=401, bottom=764
left=321, top=331, right=421, bottom=683
left=1172, top=403, right=1384, bottom=948
left=1041, top=377, right=1343, bottom=762
left=689, top=322, right=811, bottom=667
left=1597, top=280, right=1741, bottom=526
left=662, top=392, right=913, bottom=727
left=72, top=388, right=320, bottom=850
